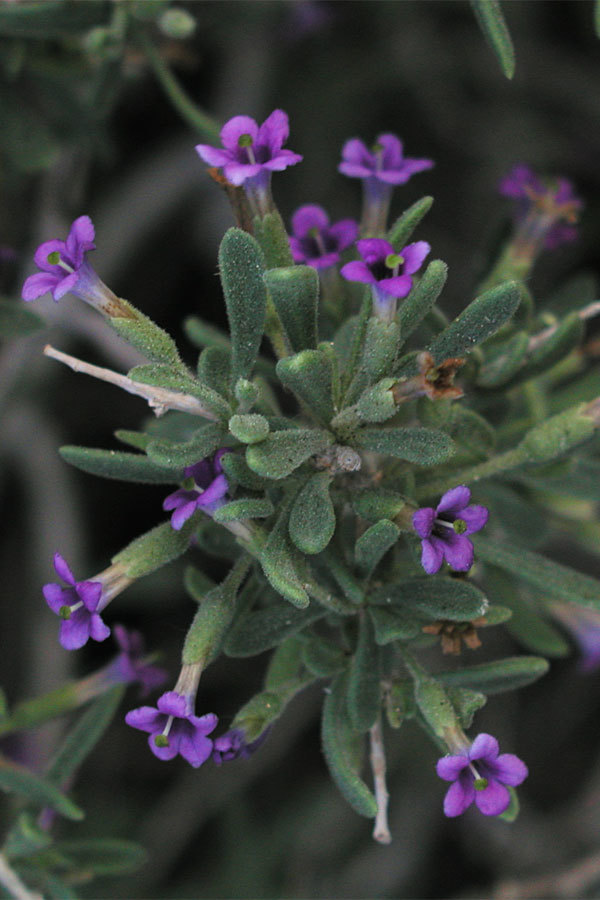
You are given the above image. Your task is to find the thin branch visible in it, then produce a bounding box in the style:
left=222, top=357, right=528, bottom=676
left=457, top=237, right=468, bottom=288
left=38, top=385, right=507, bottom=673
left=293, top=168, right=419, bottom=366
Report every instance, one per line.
left=527, top=300, right=600, bottom=352
left=43, top=344, right=219, bottom=420
left=369, top=717, right=392, bottom=844
left=0, top=854, right=42, bottom=900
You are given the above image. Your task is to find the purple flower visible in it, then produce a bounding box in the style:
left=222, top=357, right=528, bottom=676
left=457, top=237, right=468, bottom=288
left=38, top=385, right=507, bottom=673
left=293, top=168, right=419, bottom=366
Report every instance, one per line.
left=21, top=216, right=122, bottom=315
left=412, top=486, right=488, bottom=575
left=43, top=553, right=111, bottom=651
left=339, top=134, right=433, bottom=234
left=436, top=733, right=528, bottom=817
left=289, top=205, right=358, bottom=270
left=341, top=237, right=429, bottom=322
left=548, top=602, right=600, bottom=673
left=212, top=727, right=270, bottom=765
left=498, top=164, right=582, bottom=251
left=163, top=450, right=229, bottom=531
left=108, top=625, right=168, bottom=696
left=196, top=111, right=302, bottom=215
left=125, top=690, right=217, bottom=767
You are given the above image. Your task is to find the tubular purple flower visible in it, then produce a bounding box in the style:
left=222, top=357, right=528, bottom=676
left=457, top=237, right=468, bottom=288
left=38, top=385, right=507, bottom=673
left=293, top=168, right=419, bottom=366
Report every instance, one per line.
left=21, top=216, right=130, bottom=317
left=195, top=110, right=302, bottom=217
left=341, top=237, right=430, bottom=323
left=436, top=732, right=528, bottom=817
left=412, top=486, right=489, bottom=575
left=289, top=205, right=358, bottom=270
left=163, top=449, right=230, bottom=531
left=107, top=626, right=168, bottom=695
left=212, top=727, right=270, bottom=765
left=548, top=602, right=600, bottom=672
left=42, top=553, right=133, bottom=651
left=339, top=134, right=433, bottom=234
left=498, top=164, right=582, bottom=255
left=125, top=663, right=217, bottom=767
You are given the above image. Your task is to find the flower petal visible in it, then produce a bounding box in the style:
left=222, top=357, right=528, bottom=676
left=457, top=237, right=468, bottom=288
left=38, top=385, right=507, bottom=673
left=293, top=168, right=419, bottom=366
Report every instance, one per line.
left=59, top=609, right=91, bottom=650
left=125, top=706, right=163, bottom=733
left=220, top=115, right=259, bottom=151
left=490, top=753, right=528, bottom=786
left=65, top=215, right=95, bottom=266
left=356, top=237, right=394, bottom=263
left=262, top=149, right=303, bottom=171
left=257, top=109, right=290, bottom=153
left=162, top=489, right=198, bottom=512
left=436, top=753, right=469, bottom=781
left=52, top=271, right=78, bottom=301
left=222, top=161, right=262, bottom=186
left=77, top=580, right=103, bottom=612
left=461, top=505, right=489, bottom=535
left=437, top=485, right=471, bottom=516
left=197, top=473, right=228, bottom=509
left=441, top=533, right=474, bottom=572
left=340, top=137, right=374, bottom=170
left=195, top=144, right=231, bottom=168
left=291, top=204, right=329, bottom=238
left=401, top=241, right=430, bottom=276
left=412, top=507, right=435, bottom=539
left=178, top=731, right=214, bottom=768
left=89, top=613, right=111, bottom=643
left=157, top=691, right=188, bottom=718
left=469, top=733, right=499, bottom=763
left=475, top=779, right=511, bottom=816
left=43, top=583, right=74, bottom=614
left=340, top=260, right=375, bottom=285
left=377, top=274, right=413, bottom=299
left=378, top=133, right=403, bottom=168
left=22, top=272, right=59, bottom=301
left=53, top=553, right=76, bottom=585
left=443, top=777, right=475, bottom=817
left=420, top=537, right=444, bottom=575
left=328, top=219, right=359, bottom=251
left=188, top=712, right=219, bottom=735
left=171, top=499, right=199, bottom=531
left=33, top=240, right=64, bottom=272
left=148, top=732, right=179, bottom=761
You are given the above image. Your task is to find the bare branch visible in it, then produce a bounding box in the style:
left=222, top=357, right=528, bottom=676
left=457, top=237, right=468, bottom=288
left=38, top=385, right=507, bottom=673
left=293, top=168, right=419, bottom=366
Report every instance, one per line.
left=369, top=717, right=392, bottom=844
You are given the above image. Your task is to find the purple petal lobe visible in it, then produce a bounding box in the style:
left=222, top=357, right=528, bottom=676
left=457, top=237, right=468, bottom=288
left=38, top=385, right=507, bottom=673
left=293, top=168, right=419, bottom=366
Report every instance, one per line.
left=400, top=241, right=430, bottom=275
left=436, top=753, right=468, bottom=781
left=178, top=732, right=213, bottom=768
left=442, top=533, right=474, bottom=572
left=22, top=272, right=59, bottom=301
left=340, top=260, right=375, bottom=285
left=377, top=274, right=413, bottom=299
left=443, top=778, right=474, bottom=817
left=53, top=553, right=76, bottom=585
left=475, top=780, right=511, bottom=816
left=437, top=485, right=471, bottom=516
left=157, top=691, right=188, bottom=718
left=43, top=583, right=72, bottom=614
left=412, top=507, right=435, bottom=539
left=220, top=115, right=258, bottom=151
left=491, top=753, right=528, bottom=786
left=125, top=706, right=163, bottom=733
left=59, top=611, right=91, bottom=650
left=89, top=613, right=111, bottom=642
left=149, top=734, right=179, bottom=761
left=291, top=204, right=329, bottom=237
left=258, top=108, right=290, bottom=151
left=469, top=733, right=499, bottom=762
left=460, top=505, right=489, bottom=535
left=421, top=537, right=444, bottom=575
left=195, top=144, right=230, bottom=168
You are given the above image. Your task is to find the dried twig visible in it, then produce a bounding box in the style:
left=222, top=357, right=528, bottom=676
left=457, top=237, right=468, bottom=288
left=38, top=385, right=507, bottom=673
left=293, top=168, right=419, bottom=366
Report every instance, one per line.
left=369, top=717, right=392, bottom=844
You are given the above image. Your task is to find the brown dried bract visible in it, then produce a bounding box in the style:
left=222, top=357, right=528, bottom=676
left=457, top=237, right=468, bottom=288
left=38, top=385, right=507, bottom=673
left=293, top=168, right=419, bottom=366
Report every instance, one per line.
left=422, top=616, right=487, bottom=655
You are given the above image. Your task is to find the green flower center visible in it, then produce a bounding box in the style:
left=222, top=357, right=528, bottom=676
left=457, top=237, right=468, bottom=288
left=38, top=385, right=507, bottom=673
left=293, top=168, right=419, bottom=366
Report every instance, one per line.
left=47, top=251, right=61, bottom=265
left=154, top=734, right=170, bottom=748
left=473, top=777, right=489, bottom=791
left=453, top=518, right=468, bottom=535
left=385, top=253, right=404, bottom=270
left=238, top=133, right=253, bottom=148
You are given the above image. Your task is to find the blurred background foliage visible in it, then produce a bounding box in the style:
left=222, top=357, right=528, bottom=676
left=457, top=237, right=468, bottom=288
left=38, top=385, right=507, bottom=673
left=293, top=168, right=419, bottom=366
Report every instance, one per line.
left=2, top=1, right=600, bottom=897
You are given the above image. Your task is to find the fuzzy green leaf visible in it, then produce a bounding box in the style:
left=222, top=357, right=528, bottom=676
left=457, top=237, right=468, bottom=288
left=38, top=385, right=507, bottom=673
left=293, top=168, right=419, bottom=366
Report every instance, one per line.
left=347, top=615, right=381, bottom=732
left=426, top=281, right=521, bottom=364
left=370, top=577, right=488, bottom=621
left=476, top=331, right=530, bottom=388
left=355, top=519, right=400, bottom=578
left=0, top=765, right=83, bottom=821
left=218, top=227, right=267, bottom=384
left=260, top=505, right=310, bottom=607
left=354, top=426, right=455, bottom=466
left=352, top=488, right=406, bottom=523
left=197, top=346, right=231, bottom=396
left=145, top=423, right=224, bottom=467
left=265, top=265, right=319, bottom=352
left=368, top=607, right=423, bottom=644
left=51, top=839, right=147, bottom=876
left=213, top=497, right=274, bottom=522
left=387, top=196, right=434, bottom=249
left=246, top=428, right=333, bottom=479
left=301, top=635, right=347, bottom=677
left=289, top=473, right=336, bottom=554
left=59, top=445, right=181, bottom=483
left=438, top=656, right=549, bottom=694
left=229, top=413, right=270, bottom=444
left=111, top=313, right=184, bottom=369
left=470, top=0, right=516, bottom=79
left=220, top=452, right=270, bottom=490
left=112, top=519, right=194, bottom=578
left=397, top=259, right=448, bottom=343
left=129, top=364, right=231, bottom=420
left=224, top=604, right=325, bottom=657
left=321, top=674, right=377, bottom=818
left=276, top=350, right=335, bottom=424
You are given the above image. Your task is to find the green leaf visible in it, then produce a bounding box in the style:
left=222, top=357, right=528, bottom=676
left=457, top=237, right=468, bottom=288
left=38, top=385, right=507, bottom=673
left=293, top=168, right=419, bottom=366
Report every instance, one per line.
left=220, top=452, right=270, bottom=490
left=114, top=429, right=153, bottom=451
left=146, top=423, right=224, bottom=468
left=387, top=196, right=434, bottom=249
left=470, top=0, right=516, bottom=79
left=264, top=266, right=319, bottom=352
left=213, top=497, right=274, bottom=522
left=260, top=506, right=310, bottom=607
left=112, top=519, right=194, bottom=578
left=3, top=813, right=52, bottom=859
left=51, top=839, right=147, bottom=876
left=276, top=350, right=335, bottom=425
left=129, top=364, right=231, bottom=420
left=289, top=473, right=336, bottom=554
left=355, top=520, right=400, bottom=578
left=352, top=488, right=405, bottom=523
left=218, top=228, right=267, bottom=384
left=476, top=332, right=530, bottom=388
left=321, top=674, right=377, bottom=818
left=229, top=413, right=270, bottom=444
left=224, top=604, right=325, bottom=657
left=246, top=428, right=333, bottom=479
left=354, top=426, right=455, bottom=466
left=46, top=687, right=124, bottom=788
left=437, top=656, right=549, bottom=694
left=347, top=615, right=381, bottom=732
left=301, top=635, right=347, bottom=677
left=59, top=445, right=181, bottom=483
left=183, top=565, right=215, bottom=602
left=264, top=637, right=304, bottom=689
left=370, top=577, right=488, bottom=621
left=110, top=312, right=185, bottom=369
left=0, top=299, right=44, bottom=337
left=447, top=686, right=486, bottom=728
left=475, top=535, right=600, bottom=612
left=397, top=260, right=448, bottom=344
left=508, top=313, right=584, bottom=386
left=369, top=607, right=423, bottom=644
left=426, top=281, right=521, bottom=365
left=0, top=764, right=83, bottom=821
left=182, top=558, right=251, bottom=665
left=252, top=210, right=294, bottom=268
left=196, top=345, right=231, bottom=397
left=499, top=787, right=520, bottom=822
